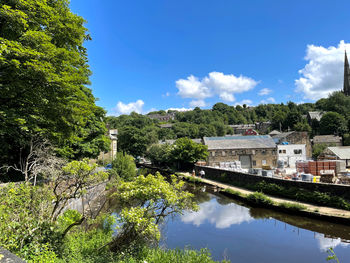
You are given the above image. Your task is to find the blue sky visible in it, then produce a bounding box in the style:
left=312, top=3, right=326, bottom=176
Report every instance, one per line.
left=70, top=0, right=350, bottom=115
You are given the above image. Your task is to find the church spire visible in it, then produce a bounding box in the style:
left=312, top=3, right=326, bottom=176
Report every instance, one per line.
left=343, top=50, right=350, bottom=96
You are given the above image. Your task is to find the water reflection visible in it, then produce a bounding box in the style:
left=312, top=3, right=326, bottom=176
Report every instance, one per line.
left=181, top=199, right=253, bottom=228
left=165, top=186, right=350, bottom=261
left=316, top=234, right=350, bottom=252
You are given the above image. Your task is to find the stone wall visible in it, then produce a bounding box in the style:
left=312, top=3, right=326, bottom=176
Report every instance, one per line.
left=207, top=148, right=277, bottom=168
left=195, top=165, right=350, bottom=200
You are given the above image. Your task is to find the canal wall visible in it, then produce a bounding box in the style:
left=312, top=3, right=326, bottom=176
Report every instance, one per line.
left=0, top=247, right=26, bottom=262
left=195, top=165, right=350, bottom=200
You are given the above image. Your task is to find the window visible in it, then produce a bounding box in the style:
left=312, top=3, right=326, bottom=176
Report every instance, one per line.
left=262, top=160, right=267, bottom=165
left=252, top=160, right=256, bottom=166
left=262, top=150, right=266, bottom=155
left=279, top=149, right=282, bottom=154
left=232, top=150, right=236, bottom=155
left=211, top=151, right=215, bottom=157
left=294, top=149, right=302, bottom=154
left=252, top=150, right=256, bottom=155
left=222, top=151, right=226, bottom=156
left=283, top=150, right=286, bottom=154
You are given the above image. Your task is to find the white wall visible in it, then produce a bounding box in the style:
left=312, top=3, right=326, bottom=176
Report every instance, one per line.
left=277, top=144, right=306, bottom=168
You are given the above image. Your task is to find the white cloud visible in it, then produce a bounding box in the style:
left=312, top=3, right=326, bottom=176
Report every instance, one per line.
left=258, top=88, right=272, bottom=96
left=176, top=71, right=258, bottom=104
left=181, top=199, right=253, bottom=229
left=295, top=40, right=350, bottom=100
left=235, top=99, right=253, bottom=106
left=260, top=97, right=276, bottom=104
left=176, top=75, right=212, bottom=99
left=111, top=99, right=144, bottom=115
left=166, top=107, right=193, bottom=112
left=189, top=99, right=206, bottom=108
left=315, top=233, right=350, bottom=252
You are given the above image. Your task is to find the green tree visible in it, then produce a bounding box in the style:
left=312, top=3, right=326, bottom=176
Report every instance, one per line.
left=0, top=0, right=109, bottom=171
left=111, top=152, right=137, bottom=181
left=171, top=137, right=208, bottom=169
left=146, top=143, right=173, bottom=167
left=293, top=120, right=312, bottom=133
left=109, top=173, right=198, bottom=252
left=320, top=112, right=348, bottom=135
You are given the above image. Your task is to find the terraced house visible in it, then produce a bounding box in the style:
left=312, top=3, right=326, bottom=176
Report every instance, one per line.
left=203, top=135, right=277, bottom=169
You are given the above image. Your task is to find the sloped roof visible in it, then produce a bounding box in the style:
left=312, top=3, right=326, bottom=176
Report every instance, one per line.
left=269, top=130, right=281, bottom=136
left=203, top=135, right=276, bottom=150
left=313, top=135, right=342, bottom=144
left=308, top=111, right=323, bottom=121
left=158, top=138, right=202, bottom=145
left=327, top=146, right=350, bottom=159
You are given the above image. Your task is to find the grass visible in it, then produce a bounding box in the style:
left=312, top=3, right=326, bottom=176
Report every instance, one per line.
left=223, top=188, right=244, bottom=197
left=247, top=192, right=274, bottom=206
left=278, top=202, right=307, bottom=211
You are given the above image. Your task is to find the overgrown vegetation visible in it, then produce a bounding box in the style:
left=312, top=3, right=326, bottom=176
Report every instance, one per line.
left=278, top=202, right=307, bottom=211
left=247, top=192, right=274, bottom=206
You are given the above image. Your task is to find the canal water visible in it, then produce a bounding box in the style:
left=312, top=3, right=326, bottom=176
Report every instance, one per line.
left=159, top=185, right=350, bottom=263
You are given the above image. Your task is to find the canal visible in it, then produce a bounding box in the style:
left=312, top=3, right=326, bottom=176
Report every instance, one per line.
left=159, top=185, right=350, bottom=263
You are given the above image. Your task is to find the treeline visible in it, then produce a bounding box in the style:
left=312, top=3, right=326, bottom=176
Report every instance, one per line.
left=107, top=91, right=350, bottom=158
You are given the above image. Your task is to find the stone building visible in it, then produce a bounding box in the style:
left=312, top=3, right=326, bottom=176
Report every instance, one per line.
left=203, top=135, right=277, bottom=169
left=320, top=146, right=350, bottom=168
left=271, top=131, right=312, bottom=158
left=312, top=135, right=343, bottom=147
left=148, top=112, right=176, bottom=122
left=97, top=129, right=118, bottom=163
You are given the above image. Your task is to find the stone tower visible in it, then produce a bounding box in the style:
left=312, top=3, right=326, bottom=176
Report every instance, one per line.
left=344, top=51, right=350, bottom=96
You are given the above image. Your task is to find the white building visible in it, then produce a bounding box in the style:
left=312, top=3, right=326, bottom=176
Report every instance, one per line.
left=277, top=144, right=306, bottom=168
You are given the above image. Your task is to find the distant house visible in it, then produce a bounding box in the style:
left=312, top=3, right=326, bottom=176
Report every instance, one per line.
left=320, top=146, right=350, bottom=168
left=277, top=144, right=307, bottom=168
left=229, top=124, right=255, bottom=134
left=307, top=111, right=323, bottom=124
left=159, top=123, right=174, bottom=129
left=271, top=131, right=312, bottom=158
left=98, top=129, right=118, bottom=163
left=158, top=138, right=202, bottom=145
left=203, top=135, right=277, bottom=169
left=148, top=112, right=176, bottom=122
left=312, top=135, right=342, bottom=147
left=255, top=121, right=272, bottom=133
left=269, top=130, right=281, bottom=136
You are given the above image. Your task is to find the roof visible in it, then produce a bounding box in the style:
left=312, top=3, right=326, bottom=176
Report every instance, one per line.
left=327, top=146, right=350, bottom=159
left=158, top=138, right=202, bottom=145
left=269, top=130, right=281, bottom=135
left=159, top=123, right=173, bottom=128
left=271, top=131, right=295, bottom=143
left=203, top=135, right=276, bottom=150
left=313, top=135, right=342, bottom=144
left=308, top=111, right=323, bottom=121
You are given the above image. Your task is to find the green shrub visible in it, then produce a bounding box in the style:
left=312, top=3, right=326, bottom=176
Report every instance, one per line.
left=278, top=202, right=307, bottom=211
left=224, top=188, right=243, bottom=197
left=247, top=192, right=274, bottom=206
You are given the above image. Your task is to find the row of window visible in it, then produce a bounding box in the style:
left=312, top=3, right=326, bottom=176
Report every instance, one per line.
left=278, top=149, right=303, bottom=154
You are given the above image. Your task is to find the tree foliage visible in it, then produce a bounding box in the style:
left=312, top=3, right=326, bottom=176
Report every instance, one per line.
left=0, top=0, right=109, bottom=174
left=109, top=173, right=198, bottom=252
left=111, top=152, right=137, bottom=181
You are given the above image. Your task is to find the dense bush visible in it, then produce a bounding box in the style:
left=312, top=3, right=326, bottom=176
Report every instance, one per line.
left=247, top=192, right=274, bottom=206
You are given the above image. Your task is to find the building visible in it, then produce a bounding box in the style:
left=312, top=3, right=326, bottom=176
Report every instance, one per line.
left=320, top=146, right=350, bottom=168
left=312, top=135, right=343, bottom=147
left=277, top=144, right=307, bottom=168
left=148, top=112, right=176, bottom=122
left=229, top=124, right=255, bottom=134
left=98, top=129, right=118, bottom=163
left=344, top=51, right=350, bottom=96
left=255, top=121, right=272, bottom=133
left=159, top=123, right=174, bottom=129
left=158, top=138, right=202, bottom=145
left=271, top=131, right=312, bottom=158
left=203, top=135, right=277, bottom=169
left=307, top=111, right=323, bottom=124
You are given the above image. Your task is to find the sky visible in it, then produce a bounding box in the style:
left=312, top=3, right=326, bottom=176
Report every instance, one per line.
left=69, top=0, right=350, bottom=115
